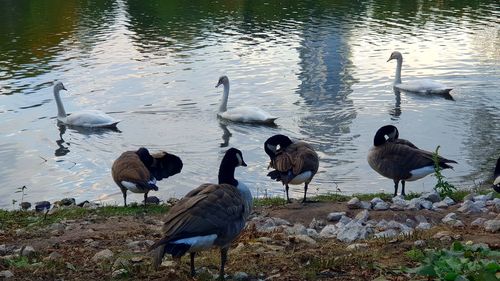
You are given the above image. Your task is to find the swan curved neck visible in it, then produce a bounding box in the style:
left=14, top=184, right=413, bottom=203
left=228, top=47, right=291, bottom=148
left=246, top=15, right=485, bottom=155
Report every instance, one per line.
left=394, top=57, right=402, bottom=85
left=53, top=88, right=67, bottom=118
left=218, top=81, right=229, bottom=113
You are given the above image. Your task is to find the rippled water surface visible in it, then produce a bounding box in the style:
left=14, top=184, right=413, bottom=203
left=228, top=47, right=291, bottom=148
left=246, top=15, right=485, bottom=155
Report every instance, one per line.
left=0, top=0, right=499, bottom=208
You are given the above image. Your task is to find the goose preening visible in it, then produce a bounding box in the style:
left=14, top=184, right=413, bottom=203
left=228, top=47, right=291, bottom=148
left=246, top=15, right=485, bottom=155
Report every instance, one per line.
left=215, top=76, right=278, bottom=124
left=367, top=125, right=457, bottom=197
left=264, top=134, right=319, bottom=203
left=111, top=148, right=183, bottom=206
left=150, top=148, right=252, bottom=279
left=53, top=82, right=120, bottom=128
left=493, top=157, right=500, bottom=193
left=387, top=51, right=454, bottom=99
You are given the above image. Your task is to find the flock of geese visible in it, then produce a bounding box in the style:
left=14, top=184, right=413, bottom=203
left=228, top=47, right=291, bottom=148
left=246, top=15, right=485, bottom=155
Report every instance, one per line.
left=50, top=51, right=499, bottom=278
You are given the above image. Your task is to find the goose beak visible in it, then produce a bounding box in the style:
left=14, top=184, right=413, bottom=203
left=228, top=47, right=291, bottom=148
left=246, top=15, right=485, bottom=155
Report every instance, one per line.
left=241, top=160, right=247, bottom=167
left=387, top=57, right=392, bottom=62
left=62, top=86, right=67, bottom=91
left=215, top=82, right=221, bottom=88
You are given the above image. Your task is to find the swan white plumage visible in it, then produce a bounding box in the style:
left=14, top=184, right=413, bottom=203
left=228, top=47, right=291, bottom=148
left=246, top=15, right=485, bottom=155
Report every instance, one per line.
left=387, top=51, right=453, bottom=96
left=215, top=76, right=277, bottom=124
left=53, top=82, right=120, bottom=128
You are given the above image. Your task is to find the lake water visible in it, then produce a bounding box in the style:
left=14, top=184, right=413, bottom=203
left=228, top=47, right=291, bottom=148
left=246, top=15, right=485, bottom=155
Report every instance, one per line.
left=0, top=0, right=499, bottom=208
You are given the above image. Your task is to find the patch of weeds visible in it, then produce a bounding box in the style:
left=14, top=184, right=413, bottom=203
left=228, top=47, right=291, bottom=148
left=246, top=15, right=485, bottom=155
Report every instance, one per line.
left=314, top=193, right=350, bottom=202
left=433, top=146, right=457, bottom=197
left=352, top=192, right=392, bottom=202
left=408, top=241, right=500, bottom=280
left=405, top=248, right=425, bottom=262
left=6, top=256, right=31, bottom=269
left=403, top=191, right=422, bottom=200
left=253, top=197, right=287, bottom=207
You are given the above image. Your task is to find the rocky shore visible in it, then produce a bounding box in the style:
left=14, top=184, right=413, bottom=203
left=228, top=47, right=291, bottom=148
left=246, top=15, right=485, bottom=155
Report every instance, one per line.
left=0, top=190, right=499, bottom=280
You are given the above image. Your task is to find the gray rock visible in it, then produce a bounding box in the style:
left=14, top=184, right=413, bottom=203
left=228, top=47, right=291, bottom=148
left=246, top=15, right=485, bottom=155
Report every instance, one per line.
left=433, top=231, right=452, bottom=240
left=416, top=222, right=432, bottom=230
left=407, top=198, right=423, bottom=210
left=0, top=244, right=7, bottom=256
left=60, top=198, right=76, bottom=206
left=442, top=212, right=457, bottom=223
left=451, top=220, right=465, bottom=228
left=306, top=228, right=319, bottom=239
left=319, top=225, right=337, bottom=238
left=47, top=252, right=63, bottom=261
left=144, top=196, right=161, bottom=205
left=233, top=272, right=249, bottom=281
left=414, top=240, right=426, bottom=247
left=473, top=193, right=493, bottom=202
left=389, top=203, right=406, bottom=211
left=484, top=220, right=500, bottom=232
left=91, top=249, right=114, bottom=262
left=433, top=201, right=449, bottom=209
left=251, top=217, right=291, bottom=233
left=346, top=243, right=368, bottom=251
left=347, top=197, right=361, bottom=209
left=285, top=224, right=307, bottom=236
left=338, top=215, right=352, bottom=225
left=360, top=201, right=372, bottom=210
left=370, top=197, right=385, bottom=206
left=112, top=268, right=128, bottom=279
left=463, top=193, right=476, bottom=201
left=291, top=235, right=317, bottom=245
left=49, top=222, right=66, bottom=231
left=336, top=220, right=373, bottom=243
left=386, top=220, right=413, bottom=234
left=457, top=200, right=485, bottom=214
left=375, top=229, right=398, bottom=238
left=420, top=199, right=433, bottom=210
left=373, top=201, right=390, bottom=211
left=442, top=196, right=455, bottom=206
left=392, top=196, right=408, bottom=206
left=21, top=246, right=36, bottom=258
left=354, top=210, right=369, bottom=222
left=326, top=212, right=346, bottom=222
left=471, top=218, right=487, bottom=227
left=420, top=192, right=441, bottom=203
left=375, top=219, right=388, bottom=230
left=0, top=270, right=14, bottom=279
left=414, top=215, right=428, bottom=224
left=309, top=218, right=325, bottom=229
left=83, top=202, right=99, bottom=209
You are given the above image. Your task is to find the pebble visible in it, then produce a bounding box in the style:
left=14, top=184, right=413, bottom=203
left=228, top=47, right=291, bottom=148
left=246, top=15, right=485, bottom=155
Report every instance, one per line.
left=373, top=201, right=389, bottom=211
left=21, top=245, right=36, bottom=258
left=233, top=272, right=249, bottom=281
left=111, top=268, right=128, bottom=279
left=91, top=249, right=114, bottom=262
left=414, top=240, right=426, bottom=247
left=346, top=243, right=368, bottom=251
left=0, top=270, right=14, bottom=279
left=416, top=222, right=431, bottom=230
left=326, top=212, right=346, bottom=222
left=471, top=218, right=487, bottom=227
left=347, top=197, right=361, bottom=209
left=484, top=220, right=500, bottom=232
left=46, top=252, right=63, bottom=261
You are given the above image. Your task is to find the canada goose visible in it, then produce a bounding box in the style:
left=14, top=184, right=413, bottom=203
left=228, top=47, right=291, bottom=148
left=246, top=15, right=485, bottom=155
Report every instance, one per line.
left=111, top=148, right=183, bottom=206
left=150, top=148, right=252, bottom=279
left=215, top=76, right=278, bottom=124
left=53, top=82, right=120, bottom=128
left=367, top=125, right=457, bottom=196
left=387, top=51, right=453, bottom=99
left=493, top=157, right=500, bottom=193
left=264, top=134, right=319, bottom=203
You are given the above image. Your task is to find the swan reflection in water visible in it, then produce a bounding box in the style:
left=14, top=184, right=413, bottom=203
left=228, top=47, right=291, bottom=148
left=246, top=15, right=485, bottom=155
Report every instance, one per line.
left=219, top=122, right=232, bottom=148
left=55, top=122, right=121, bottom=156
left=389, top=88, right=402, bottom=120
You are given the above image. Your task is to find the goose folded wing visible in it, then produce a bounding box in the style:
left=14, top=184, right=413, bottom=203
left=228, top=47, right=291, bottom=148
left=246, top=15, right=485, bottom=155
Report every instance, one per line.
left=153, top=184, right=246, bottom=247
left=113, top=153, right=155, bottom=188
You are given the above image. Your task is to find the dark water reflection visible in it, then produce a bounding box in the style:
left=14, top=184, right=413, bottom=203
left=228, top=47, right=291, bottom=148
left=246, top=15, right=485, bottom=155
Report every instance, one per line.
left=0, top=0, right=499, bottom=208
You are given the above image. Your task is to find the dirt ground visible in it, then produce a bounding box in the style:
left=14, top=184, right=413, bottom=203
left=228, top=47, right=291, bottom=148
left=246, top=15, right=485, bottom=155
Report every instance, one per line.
left=0, top=200, right=499, bottom=280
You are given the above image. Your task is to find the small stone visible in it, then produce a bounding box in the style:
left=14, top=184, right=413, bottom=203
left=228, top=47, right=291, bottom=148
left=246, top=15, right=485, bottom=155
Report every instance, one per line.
left=144, top=196, right=161, bottom=205
left=46, top=252, right=62, bottom=261
left=319, top=225, right=337, bottom=238
left=360, top=201, right=372, bottom=210
left=442, top=213, right=457, bottom=223
left=19, top=202, right=31, bottom=210
left=416, top=222, right=431, bottom=230
left=433, top=201, right=449, bottom=209
left=83, top=202, right=99, bottom=209
left=309, top=218, right=326, bottom=229
left=60, top=198, right=76, bottom=206
left=92, top=249, right=114, bottom=262
left=233, top=272, right=249, bottom=281
left=290, top=235, right=317, bottom=245
left=336, top=220, right=373, bottom=243
left=420, top=191, right=441, bottom=203
left=370, top=197, right=385, bottom=206
left=458, top=200, right=484, bottom=214
left=484, top=220, right=500, bottom=232
left=0, top=270, right=14, bottom=279
left=463, top=193, right=476, bottom=201
left=347, top=197, right=361, bottom=209
left=306, top=228, right=319, bottom=239
left=35, top=201, right=51, bottom=212
left=0, top=244, right=7, bottom=256
left=375, top=229, right=398, bottom=238
left=338, top=215, right=352, bottom=225
left=420, top=200, right=433, bottom=210
left=473, top=194, right=492, bottom=202
left=112, top=268, right=128, bottom=279
left=21, top=246, right=36, bottom=258
left=414, top=240, right=426, bottom=247
left=373, top=201, right=389, bottom=211
left=389, top=203, right=406, bottom=211
left=355, top=210, right=369, bottom=222
left=451, top=220, right=465, bottom=228
left=442, top=197, right=455, bottom=206
left=414, top=215, right=428, bottom=224
left=346, top=243, right=368, bottom=251
left=471, top=218, right=487, bottom=227
left=285, top=224, right=307, bottom=236
left=326, top=212, right=346, bottom=222
left=433, top=231, right=452, bottom=241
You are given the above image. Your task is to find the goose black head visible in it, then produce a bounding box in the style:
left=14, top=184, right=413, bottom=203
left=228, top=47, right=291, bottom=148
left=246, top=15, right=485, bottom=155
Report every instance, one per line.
left=151, top=152, right=183, bottom=180
left=373, top=125, right=399, bottom=146
left=136, top=147, right=154, bottom=168
left=264, top=134, right=293, bottom=159
left=218, top=148, right=246, bottom=186
left=222, top=147, right=247, bottom=168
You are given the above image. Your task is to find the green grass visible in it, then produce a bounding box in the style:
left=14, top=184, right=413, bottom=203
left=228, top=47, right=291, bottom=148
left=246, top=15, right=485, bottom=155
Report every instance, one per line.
left=314, top=193, right=350, bottom=202
left=0, top=204, right=170, bottom=230
left=352, top=192, right=393, bottom=202
left=253, top=197, right=287, bottom=207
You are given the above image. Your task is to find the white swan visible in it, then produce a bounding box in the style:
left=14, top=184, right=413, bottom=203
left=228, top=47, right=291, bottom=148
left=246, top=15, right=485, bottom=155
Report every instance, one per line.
left=53, top=82, right=120, bottom=128
left=215, top=76, right=277, bottom=124
left=388, top=51, right=453, bottom=96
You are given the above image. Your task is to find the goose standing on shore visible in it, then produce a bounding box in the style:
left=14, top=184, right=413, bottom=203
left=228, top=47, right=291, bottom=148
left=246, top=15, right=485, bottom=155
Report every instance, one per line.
left=264, top=134, right=319, bottom=203
left=53, top=82, right=120, bottom=128
left=215, top=76, right=277, bottom=124
left=150, top=148, right=252, bottom=279
left=493, top=157, right=500, bottom=193
left=387, top=51, right=453, bottom=98
left=367, top=125, right=457, bottom=197
left=112, top=148, right=183, bottom=206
